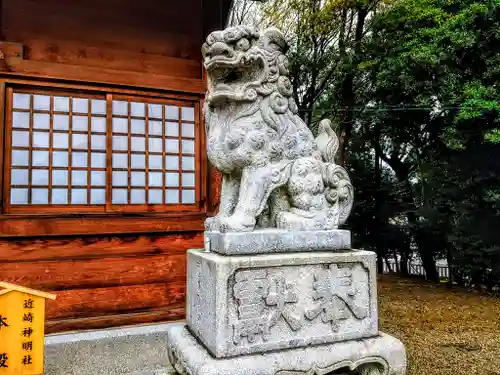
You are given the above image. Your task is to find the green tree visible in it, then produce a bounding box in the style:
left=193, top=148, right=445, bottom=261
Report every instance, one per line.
left=261, top=0, right=385, bottom=165
left=229, top=0, right=500, bottom=286
left=358, top=0, right=500, bottom=283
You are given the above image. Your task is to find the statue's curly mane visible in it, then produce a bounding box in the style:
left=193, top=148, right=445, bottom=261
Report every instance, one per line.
left=203, top=26, right=317, bottom=165
left=203, top=26, right=296, bottom=111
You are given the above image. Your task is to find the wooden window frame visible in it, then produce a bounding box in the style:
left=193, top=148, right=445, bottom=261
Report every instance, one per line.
left=0, top=78, right=209, bottom=237
left=105, top=93, right=201, bottom=214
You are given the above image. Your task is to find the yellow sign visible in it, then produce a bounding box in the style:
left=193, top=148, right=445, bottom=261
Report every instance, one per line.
left=0, top=282, right=56, bottom=375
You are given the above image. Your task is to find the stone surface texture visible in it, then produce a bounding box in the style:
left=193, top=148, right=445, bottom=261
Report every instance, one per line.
left=186, top=249, right=378, bottom=358
left=167, top=324, right=407, bottom=375
left=44, top=323, right=176, bottom=375
left=205, top=228, right=351, bottom=255
left=202, top=25, right=354, bottom=233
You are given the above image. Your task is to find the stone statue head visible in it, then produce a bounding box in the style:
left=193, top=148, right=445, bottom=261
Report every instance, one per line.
left=202, top=26, right=295, bottom=109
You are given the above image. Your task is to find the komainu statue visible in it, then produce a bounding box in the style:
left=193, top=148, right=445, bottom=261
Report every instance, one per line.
left=203, top=26, right=354, bottom=232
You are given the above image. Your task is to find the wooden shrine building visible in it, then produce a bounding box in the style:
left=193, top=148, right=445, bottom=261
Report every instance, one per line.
left=0, top=0, right=230, bottom=333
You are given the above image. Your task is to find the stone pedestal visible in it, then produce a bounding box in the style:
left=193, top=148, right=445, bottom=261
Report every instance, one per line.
left=186, top=249, right=378, bottom=358
left=167, top=325, right=406, bottom=375
left=166, top=242, right=407, bottom=374
left=205, top=229, right=351, bottom=255
left=166, top=22, right=407, bottom=375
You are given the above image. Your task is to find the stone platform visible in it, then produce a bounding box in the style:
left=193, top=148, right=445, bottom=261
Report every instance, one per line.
left=44, top=322, right=177, bottom=375
left=205, top=229, right=351, bottom=255
left=187, top=249, right=378, bottom=358
left=166, top=324, right=406, bottom=375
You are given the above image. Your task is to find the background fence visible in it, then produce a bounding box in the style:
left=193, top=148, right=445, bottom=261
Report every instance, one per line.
left=383, top=260, right=450, bottom=280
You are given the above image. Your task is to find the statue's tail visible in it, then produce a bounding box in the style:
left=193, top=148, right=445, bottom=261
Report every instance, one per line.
left=315, top=119, right=354, bottom=225
left=315, top=119, right=339, bottom=165
left=322, top=163, right=354, bottom=225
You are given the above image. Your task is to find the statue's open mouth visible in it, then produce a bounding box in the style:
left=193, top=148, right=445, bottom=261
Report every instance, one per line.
left=205, top=54, right=265, bottom=103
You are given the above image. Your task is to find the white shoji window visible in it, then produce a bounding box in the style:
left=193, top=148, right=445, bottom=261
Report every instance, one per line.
left=6, top=88, right=200, bottom=214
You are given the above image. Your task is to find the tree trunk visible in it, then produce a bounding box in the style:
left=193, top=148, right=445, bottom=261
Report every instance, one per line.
left=395, top=166, right=440, bottom=282
left=400, top=251, right=409, bottom=276
left=377, top=253, right=384, bottom=274
left=374, top=122, right=384, bottom=274
left=391, top=249, right=400, bottom=273
left=445, top=246, right=457, bottom=283
left=384, top=256, right=392, bottom=273
left=419, top=247, right=439, bottom=282
left=403, top=216, right=439, bottom=282
left=337, top=7, right=368, bottom=166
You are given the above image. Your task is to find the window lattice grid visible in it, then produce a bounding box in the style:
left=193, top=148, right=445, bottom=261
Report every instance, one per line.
left=10, top=92, right=107, bottom=206
left=6, top=89, right=199, bottom=213
left=110, top=99, right=196, bottom=205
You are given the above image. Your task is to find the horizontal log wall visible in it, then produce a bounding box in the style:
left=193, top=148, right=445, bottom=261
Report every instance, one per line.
left=0, top=232, right=203, bottom=333
left=0, top=0, right=220, bottom=333
left=2, top=0, right=203, bottom=79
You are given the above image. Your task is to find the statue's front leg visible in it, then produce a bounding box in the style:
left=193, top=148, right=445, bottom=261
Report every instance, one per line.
left=220, top=164, right=290, bottom=232
left=205, top=173, right=240, bottom=231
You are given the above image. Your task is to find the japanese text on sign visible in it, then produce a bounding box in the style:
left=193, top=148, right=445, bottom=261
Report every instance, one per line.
left=0, top=281, right=56, bottom=375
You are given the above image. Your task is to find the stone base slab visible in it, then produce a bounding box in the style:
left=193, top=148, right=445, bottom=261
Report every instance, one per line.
left=44, top=322, right=177, bottom=375
left=205, top=229, right=351, bottom=255
left=187, top=249, right=378, bottom=358
left=167, top=325, right=406, bottom=375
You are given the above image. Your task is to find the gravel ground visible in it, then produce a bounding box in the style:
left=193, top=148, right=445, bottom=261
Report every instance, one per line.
left=378, top=275, right=500, bottom=375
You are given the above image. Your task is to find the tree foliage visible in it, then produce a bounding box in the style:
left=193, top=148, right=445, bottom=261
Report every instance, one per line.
left=360, top=0, right=500, bottom=287
left=228, top=0, right=500, bottom=290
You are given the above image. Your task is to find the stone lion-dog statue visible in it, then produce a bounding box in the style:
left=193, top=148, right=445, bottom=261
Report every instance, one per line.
left=202, top=26, right=354, bottom=233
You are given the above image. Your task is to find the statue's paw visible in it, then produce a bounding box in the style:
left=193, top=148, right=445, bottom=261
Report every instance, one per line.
left=204, top=216, right=221, bottom=232
left=219, top=215, right=256, bottom=233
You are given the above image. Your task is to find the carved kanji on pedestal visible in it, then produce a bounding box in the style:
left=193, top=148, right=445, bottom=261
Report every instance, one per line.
left=233, top=270, right=271, bottom=344
left=305, top=264, right=367, bottom=332
left=232, top=269, right=302, bottom=344
left=266, top=275, right=302, bottom=331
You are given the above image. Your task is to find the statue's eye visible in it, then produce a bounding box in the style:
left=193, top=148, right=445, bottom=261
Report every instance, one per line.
left=236, top=38, right=250, bottom=51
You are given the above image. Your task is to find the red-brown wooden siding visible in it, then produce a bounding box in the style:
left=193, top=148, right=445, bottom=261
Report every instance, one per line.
left=0, top=0, right=224, bottom=333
